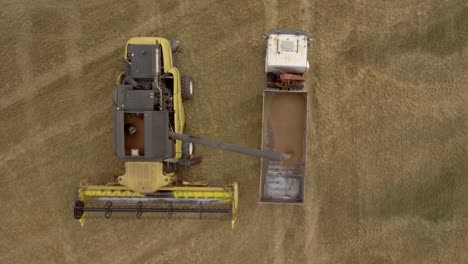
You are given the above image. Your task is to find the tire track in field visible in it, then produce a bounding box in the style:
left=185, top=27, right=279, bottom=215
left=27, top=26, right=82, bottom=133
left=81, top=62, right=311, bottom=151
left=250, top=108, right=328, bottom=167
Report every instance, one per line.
left=141, top=0, right=161, bottom=35
left=263, top=0, right=278, bottom=31
left=300, top=0, right=312, bottom=30
left=177, top=0, right=192, bottom=47
left=15, top=3, right=35, bottom=137
left=0, top=1, right=212, bottom=112
left=299, top=0, right=321, bottom=262
left=34, top=0, right=115, bottom=9
left=65, top=2, right=86, bottom=124
left=59, top=3, right=83, bottom=263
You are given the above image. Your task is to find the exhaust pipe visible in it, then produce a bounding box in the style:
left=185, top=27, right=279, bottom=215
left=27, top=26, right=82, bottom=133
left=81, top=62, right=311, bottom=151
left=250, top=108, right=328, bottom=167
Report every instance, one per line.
left=153, top=44, right=163, bottom=110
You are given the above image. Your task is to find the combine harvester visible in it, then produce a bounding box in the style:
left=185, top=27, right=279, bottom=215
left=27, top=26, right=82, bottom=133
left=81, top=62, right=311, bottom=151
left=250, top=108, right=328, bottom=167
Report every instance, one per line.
left=73, top=36, right=289, bottom=227
left=260, top=30, right=311, bottom=204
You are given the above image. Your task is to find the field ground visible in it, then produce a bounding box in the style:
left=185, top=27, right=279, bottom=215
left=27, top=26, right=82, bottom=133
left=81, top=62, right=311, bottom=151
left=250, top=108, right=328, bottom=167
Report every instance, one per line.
left=0, top=0, right=467, bottom=263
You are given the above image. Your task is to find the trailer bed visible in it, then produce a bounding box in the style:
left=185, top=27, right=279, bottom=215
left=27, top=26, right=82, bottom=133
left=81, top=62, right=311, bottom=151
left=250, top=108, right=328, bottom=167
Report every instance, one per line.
left=260, top=90, right=308, bottom=204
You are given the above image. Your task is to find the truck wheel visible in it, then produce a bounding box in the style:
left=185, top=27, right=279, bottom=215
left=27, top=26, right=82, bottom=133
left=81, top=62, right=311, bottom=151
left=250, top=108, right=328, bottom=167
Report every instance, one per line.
left=181, top=75, right=194, bottom=100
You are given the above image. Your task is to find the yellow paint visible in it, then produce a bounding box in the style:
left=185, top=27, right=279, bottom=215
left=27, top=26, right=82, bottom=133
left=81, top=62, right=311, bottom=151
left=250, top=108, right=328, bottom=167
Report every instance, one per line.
left=231, top=182, right=239, bottom=228
left=117, top=162, right=171, bottom=193
left=79, top=218, right=85, bottom=227
left=78, top=184, right=235, bottom=200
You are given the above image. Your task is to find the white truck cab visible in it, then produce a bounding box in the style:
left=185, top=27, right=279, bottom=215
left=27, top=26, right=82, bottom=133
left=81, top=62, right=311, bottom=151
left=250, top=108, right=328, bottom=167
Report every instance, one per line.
left=265, top=29, right=311, bottom=74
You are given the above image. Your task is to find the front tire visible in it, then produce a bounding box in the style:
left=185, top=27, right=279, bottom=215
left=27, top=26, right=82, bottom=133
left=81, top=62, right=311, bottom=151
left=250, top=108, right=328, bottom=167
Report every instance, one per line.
left=181, top=75, right=194, bottom=100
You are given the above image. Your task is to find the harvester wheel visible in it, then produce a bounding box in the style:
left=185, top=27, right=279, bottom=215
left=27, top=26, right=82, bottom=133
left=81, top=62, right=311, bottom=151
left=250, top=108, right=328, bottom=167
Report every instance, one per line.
left=183, top=141, right=194, bottom=158
left=73, top=200, right=85, bottom=220
left=181, top=75, right=194, bottom=100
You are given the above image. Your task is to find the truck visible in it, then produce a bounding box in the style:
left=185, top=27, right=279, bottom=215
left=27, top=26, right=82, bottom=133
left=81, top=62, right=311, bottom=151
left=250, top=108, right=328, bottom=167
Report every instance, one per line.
left=259, top=29, right=311, bottom=204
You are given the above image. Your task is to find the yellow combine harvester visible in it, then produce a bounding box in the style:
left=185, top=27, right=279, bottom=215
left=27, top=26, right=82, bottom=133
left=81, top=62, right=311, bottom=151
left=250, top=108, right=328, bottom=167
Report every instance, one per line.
left=74, top=37, right=286, bottom=227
